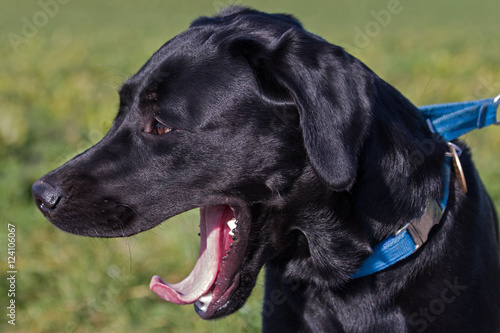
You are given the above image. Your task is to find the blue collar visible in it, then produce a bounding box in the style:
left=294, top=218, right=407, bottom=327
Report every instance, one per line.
left=351, top=95, right=500, bottom=279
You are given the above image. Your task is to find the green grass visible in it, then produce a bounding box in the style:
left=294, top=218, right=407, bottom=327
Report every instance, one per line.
left=1, top=0, right=499, bottom=332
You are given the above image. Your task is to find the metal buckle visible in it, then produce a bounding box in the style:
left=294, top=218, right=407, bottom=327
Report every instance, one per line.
left=495, top=94, right=500, bottom=125
left=395, top=199, right=443, bottom=249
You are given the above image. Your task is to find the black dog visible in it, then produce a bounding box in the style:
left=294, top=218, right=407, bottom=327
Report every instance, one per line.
left=32, top=7, right=500, bottom=332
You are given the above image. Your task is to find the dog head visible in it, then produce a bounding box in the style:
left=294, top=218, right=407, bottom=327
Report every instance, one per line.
left=32, top=7, right=444, bottom=320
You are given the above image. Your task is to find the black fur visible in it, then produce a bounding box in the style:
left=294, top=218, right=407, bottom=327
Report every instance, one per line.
left=32, top=7, right=500, bottom=332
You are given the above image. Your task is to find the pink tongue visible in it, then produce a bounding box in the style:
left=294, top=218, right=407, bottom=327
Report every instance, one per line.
left=149, top=206, right=225, bottom=305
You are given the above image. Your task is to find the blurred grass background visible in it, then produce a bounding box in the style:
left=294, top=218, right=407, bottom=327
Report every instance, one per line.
left=1, top=0, right=499, bottom=332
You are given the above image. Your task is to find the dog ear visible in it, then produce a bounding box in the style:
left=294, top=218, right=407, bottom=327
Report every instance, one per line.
left=230, top=30, right=374, bottom=191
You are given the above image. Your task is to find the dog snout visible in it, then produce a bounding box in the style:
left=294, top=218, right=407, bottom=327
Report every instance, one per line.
left=32, top=179, right=61, bottom=214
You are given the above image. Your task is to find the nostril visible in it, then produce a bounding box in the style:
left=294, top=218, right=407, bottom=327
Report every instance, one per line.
left=32, top=179, right=62, bottom=213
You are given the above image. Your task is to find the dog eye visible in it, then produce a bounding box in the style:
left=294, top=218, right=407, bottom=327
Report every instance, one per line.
left=154, top=122, right=171, bottom=135
left=147, top=119, right=172, bottom=135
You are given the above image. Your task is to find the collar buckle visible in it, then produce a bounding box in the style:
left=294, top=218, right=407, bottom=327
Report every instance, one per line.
left=395, top=199, right=443, bottom=249
left=495, top=94, right=500, bottom=125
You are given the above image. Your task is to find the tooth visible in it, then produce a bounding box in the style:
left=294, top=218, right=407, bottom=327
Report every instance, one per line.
left=195, top=291, right=213, bottom=313
left=227, top=219, right=237, bottom=236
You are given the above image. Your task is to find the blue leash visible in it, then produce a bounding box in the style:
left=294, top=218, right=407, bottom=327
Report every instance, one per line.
left=420, top=96, right=500, bottom=140
left=351, top=95, right=500, bottom=279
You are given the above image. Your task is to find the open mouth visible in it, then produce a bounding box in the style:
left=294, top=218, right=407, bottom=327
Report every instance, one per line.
left=149, top=204, right=247, bottom=319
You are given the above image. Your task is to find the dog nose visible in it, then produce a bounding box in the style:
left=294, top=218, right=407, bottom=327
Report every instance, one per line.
left=32, top=179, right=61, bottom=213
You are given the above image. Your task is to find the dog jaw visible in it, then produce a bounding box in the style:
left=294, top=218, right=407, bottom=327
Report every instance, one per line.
left=149, top=205, right=247, bottom=319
